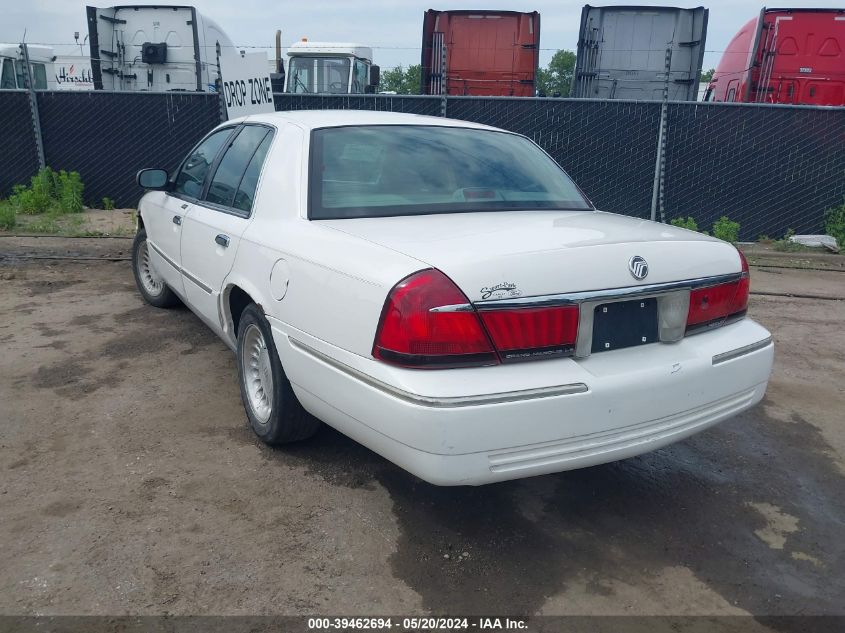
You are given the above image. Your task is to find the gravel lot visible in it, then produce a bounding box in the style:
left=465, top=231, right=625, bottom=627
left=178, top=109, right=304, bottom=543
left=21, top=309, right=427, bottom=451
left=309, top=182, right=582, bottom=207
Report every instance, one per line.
left=0, top=238, right=843, bottom=623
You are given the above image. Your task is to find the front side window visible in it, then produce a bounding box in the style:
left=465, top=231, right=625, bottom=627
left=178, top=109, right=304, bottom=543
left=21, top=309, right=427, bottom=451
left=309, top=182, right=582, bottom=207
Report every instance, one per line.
left=0, top=58, right=16, bottom=88
left=352, top=59, right=368, bottom=93
left=309, top=125, right=592, bottom=220
left=287, top=57, right=350, bottom=93
left=173, top=128, right=234, bottom=198
left=205, top=125, right=272, bottom=212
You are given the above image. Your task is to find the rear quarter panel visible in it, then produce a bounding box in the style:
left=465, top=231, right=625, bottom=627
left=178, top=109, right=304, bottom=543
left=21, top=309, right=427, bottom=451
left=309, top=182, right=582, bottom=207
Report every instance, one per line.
left=225, top=121, right=425, bottom=357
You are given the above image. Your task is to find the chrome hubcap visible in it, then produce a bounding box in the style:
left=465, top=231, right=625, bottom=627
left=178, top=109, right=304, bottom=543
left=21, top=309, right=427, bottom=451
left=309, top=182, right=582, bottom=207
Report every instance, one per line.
left=242, top=324, right=274, bottom=424
left=138, top=240, right=164, bottom=296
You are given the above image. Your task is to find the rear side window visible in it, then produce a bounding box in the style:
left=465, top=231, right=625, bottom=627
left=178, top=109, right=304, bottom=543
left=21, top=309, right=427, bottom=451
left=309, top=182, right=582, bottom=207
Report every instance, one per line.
left=233, top=133, right=273, bottom=213
left=204, top=125, right=272, bottom=212
left=173, top=128, right=234, bottom=198
left=30, top=63, right=47, bottom=89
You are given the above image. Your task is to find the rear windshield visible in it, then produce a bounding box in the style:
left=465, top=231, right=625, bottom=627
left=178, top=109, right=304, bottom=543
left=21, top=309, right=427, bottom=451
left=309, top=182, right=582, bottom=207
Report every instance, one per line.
left=308, top=125, right=592, bottom=219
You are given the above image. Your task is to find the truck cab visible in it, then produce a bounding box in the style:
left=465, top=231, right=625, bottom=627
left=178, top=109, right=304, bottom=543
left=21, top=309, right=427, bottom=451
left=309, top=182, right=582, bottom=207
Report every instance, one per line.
left=0, top=44, right=57, bottom=90
left=283, top=41, right=379, bottom=94
left=706, top=8, right=845, bottom=105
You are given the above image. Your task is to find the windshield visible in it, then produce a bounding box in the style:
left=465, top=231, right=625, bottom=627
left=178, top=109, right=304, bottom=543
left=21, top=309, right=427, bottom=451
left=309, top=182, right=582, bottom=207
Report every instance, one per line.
left=308, top=125, right=592, bottom=219
left=287, top=56, right=350, bottom=94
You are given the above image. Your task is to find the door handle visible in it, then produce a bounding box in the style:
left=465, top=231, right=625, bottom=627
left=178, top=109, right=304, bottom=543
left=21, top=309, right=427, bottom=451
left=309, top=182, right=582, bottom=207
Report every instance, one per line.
left=172, top=215, right=182, bottom=226
left=180, top=203, right=189, bottom=210
left=215, top=234, right=230, bottom=248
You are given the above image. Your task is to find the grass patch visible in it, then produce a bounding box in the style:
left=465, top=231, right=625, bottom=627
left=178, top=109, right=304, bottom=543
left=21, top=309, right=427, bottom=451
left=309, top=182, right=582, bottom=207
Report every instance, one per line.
left=0, top=201, right=16, bottom=230
left=670, top=216, right=699, bottom=231
left=824, top=198, right=845, bottom=249
left=8, top=167, right=85, bottom=216
left=712, top=216, right=740, bottom=243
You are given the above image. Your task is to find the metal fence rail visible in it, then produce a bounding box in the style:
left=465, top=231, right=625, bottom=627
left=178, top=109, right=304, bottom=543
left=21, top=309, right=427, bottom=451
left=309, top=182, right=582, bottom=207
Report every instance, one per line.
left=273, top=94, right=443, bottom=116
left=1, top=89, right=843, bottom=241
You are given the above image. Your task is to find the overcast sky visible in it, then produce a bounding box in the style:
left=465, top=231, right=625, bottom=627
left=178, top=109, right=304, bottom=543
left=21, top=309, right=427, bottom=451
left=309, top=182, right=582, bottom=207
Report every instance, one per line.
left=4, top=0, right=844, bottom=71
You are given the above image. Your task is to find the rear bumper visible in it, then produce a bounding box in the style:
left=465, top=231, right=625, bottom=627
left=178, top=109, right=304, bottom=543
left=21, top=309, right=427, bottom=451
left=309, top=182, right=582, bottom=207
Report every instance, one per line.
left=271, top=318, right=773, bottom=485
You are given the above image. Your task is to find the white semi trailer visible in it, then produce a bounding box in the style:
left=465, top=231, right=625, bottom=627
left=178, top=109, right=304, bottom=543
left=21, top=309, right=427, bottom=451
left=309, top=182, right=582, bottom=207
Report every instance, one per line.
left=86, top=4, right=235, bottom=91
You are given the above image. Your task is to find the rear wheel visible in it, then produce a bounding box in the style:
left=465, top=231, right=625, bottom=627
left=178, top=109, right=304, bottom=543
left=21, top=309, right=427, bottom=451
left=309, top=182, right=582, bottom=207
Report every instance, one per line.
left=237, top=304, right=321, bottom=444
left=132, top=228, right=179, bottom=308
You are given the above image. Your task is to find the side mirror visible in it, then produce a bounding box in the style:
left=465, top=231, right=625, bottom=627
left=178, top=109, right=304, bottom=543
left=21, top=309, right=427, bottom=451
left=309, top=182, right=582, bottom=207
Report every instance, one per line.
left=369, top=64, right=380, bottom=88
left=136, top=168, right=169, bottom=190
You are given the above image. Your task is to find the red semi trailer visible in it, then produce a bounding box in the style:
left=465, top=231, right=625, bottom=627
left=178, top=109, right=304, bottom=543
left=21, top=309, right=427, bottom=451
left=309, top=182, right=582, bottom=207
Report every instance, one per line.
left=705, top=7, right=845, bottom=105
left=420, top=10, right=540, bottom=96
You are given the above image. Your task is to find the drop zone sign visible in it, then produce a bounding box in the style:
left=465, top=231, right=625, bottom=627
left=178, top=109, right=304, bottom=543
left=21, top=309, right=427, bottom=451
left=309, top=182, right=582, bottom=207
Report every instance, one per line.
left=220, top=52, right=274, bottom=119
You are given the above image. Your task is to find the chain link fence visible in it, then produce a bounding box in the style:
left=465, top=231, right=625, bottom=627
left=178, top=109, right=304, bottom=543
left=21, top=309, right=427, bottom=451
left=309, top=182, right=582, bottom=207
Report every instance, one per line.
left=1, top=89, right=842, bottom=241
left=274, top=94, right=845, bottom=239
left=664, top=102, right=845, bottom=240
left=35, top=91, right=221, bottom=208
left=445, top=97, right=663, bottom=219
left=0, top=91, right=41, bottom=198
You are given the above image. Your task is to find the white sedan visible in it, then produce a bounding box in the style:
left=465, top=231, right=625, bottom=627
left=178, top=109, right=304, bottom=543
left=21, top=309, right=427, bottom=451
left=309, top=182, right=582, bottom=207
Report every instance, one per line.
left=132, top=111, right=774, bottom=486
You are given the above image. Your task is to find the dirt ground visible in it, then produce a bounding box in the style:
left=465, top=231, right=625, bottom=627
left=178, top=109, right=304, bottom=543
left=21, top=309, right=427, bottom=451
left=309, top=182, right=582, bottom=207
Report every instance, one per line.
left=0, top=238, right=843, bottom=625
left=11, top=209, right=136, bottom=237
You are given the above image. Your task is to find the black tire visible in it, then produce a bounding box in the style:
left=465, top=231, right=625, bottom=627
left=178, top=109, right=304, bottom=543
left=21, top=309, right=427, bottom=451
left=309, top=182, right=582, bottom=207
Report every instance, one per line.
left=236, top=303, right=321, bottom=444
left=132, top=228, right=180, bottom=308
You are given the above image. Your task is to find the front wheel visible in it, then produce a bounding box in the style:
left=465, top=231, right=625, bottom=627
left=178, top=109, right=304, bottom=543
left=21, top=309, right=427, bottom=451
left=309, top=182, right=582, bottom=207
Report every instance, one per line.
left=132, top=228, right=179, bottom=308
left=237, top=304, right=321, bottom=444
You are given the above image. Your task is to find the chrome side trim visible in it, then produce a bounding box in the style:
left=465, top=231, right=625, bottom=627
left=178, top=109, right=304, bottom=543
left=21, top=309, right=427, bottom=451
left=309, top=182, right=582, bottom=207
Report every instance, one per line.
left=148, top=241, right=179, bottom=271
left=182, top=268, right=213, bottom=294
left=148, top=241, right=212, bottom=294
left=473, top=273, right=742, bottom=310
left=712, top=336, right=773, bottom=365
left=288, top=337, right=589, bottom=408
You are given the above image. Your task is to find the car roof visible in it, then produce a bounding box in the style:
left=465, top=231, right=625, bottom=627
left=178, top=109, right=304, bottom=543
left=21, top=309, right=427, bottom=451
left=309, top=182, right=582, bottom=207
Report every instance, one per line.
left=237, top=109, right=501, bottom=132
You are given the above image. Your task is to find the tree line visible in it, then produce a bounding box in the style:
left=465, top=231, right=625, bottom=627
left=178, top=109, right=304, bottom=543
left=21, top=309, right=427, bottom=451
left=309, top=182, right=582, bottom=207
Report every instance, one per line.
left=379, top=50, right=575, bottom=97
left=379, top=52, right=716, bottom=97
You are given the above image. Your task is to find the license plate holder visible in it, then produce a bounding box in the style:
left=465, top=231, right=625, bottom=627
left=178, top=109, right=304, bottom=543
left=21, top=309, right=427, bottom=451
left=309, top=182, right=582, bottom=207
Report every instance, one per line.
left=591, top=298, right=659, bottom=353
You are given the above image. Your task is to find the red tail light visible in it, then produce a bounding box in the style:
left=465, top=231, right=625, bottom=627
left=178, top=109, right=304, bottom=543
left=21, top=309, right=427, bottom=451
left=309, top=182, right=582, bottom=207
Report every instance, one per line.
left=479, top=306, right=579, bottom=361
left=686, top=250, right=750, bottom=331
left=373, top=269, right=581, bottom=368
left=372, top=269, right=498, bottom=368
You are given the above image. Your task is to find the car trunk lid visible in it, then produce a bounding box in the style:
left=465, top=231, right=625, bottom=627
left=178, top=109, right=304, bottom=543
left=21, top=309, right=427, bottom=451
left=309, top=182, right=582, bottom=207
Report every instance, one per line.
left=320, top=210, right=743, bottom=302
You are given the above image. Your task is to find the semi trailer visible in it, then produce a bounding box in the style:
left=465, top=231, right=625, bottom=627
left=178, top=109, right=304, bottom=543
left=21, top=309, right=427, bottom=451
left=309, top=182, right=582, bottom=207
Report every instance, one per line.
left=571, top=5, right=708, bottom=101
left=420, top=9, right=540, bottom=97
left=86, top=4, right=234, bottom=91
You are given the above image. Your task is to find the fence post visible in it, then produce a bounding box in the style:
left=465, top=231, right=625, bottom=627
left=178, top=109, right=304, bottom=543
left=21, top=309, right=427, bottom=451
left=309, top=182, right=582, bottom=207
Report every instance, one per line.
left=650, top=47, right=671, bottom=223
left=20, top=43, right=46, bottom=169
left=216, top=41, right=227, bottom=122
left=440, top=42, right=448, bottom=117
